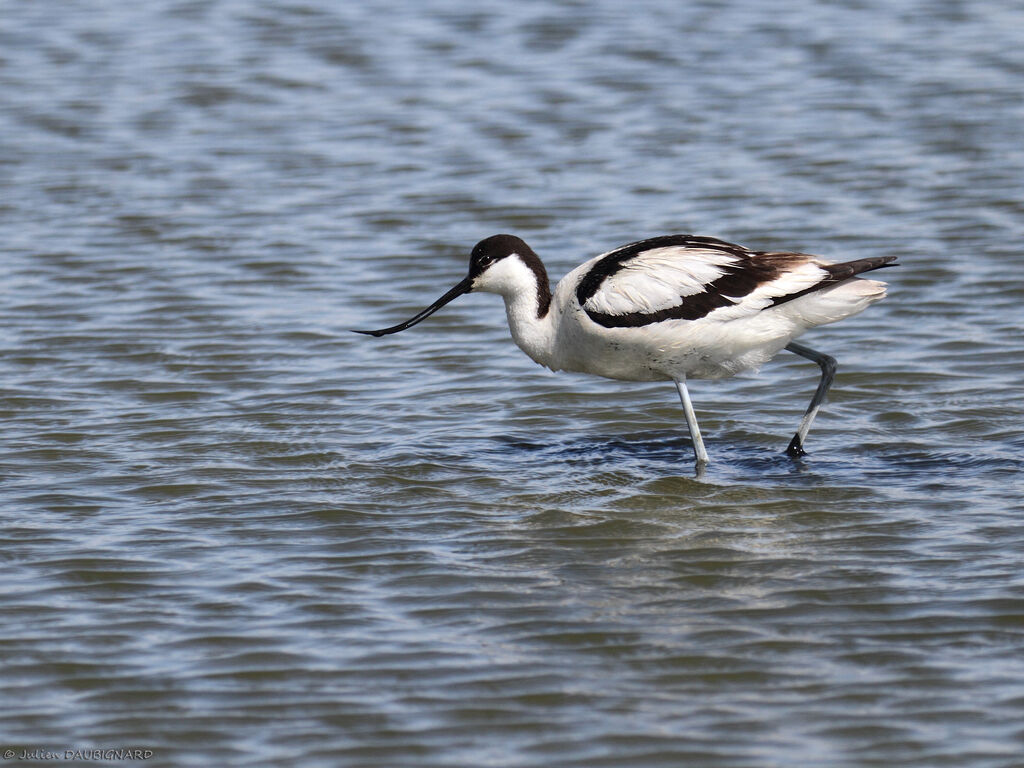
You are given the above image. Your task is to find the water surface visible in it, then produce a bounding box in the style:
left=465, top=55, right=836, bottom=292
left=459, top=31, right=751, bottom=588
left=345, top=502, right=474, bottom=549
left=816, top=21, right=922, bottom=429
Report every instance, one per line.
left=2, top=1, right=1024, bottom=766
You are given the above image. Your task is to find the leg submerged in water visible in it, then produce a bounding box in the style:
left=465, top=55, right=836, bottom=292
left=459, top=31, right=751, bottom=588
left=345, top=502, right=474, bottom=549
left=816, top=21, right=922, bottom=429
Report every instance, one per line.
left=674, top=376, right=709, bottom=466
left=784, top=341, right=837, bottom=457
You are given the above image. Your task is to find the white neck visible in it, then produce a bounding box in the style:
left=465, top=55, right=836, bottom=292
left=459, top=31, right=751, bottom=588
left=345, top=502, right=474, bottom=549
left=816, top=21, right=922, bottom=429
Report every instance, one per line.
left=502, top=286, right=557, bottom=369
left=472, top=255, right=558, bottom=370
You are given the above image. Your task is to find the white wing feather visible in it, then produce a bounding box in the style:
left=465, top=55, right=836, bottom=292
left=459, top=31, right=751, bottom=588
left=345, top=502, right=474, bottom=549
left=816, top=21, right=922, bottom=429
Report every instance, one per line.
left=583, top=247, right=739, bottom=315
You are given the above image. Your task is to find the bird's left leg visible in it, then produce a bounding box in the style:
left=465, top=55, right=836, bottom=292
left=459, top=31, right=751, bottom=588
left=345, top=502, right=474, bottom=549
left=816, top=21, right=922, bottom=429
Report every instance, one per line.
left=674, top=376, right=709, bottom=466
left=784, top=341, right=837, bottom=457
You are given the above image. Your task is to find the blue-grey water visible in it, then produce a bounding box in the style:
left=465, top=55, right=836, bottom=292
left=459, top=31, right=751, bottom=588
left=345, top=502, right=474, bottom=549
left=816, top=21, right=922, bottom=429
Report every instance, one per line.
left=2, top=1, right=1024, bottom=766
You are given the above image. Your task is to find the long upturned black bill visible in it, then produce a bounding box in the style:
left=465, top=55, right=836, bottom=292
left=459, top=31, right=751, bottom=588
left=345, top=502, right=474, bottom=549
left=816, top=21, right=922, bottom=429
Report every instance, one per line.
left=352, top=276, right=473, bottom=337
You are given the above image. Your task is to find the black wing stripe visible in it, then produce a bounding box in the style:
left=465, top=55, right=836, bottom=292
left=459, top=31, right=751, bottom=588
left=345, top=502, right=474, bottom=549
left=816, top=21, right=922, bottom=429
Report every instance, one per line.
left=586, top=287, right=736, bottom=328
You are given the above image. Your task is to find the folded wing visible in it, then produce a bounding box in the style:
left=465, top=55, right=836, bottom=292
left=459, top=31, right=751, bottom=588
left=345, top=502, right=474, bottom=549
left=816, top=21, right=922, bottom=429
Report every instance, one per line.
left=577, top=234, right=894, bottom=328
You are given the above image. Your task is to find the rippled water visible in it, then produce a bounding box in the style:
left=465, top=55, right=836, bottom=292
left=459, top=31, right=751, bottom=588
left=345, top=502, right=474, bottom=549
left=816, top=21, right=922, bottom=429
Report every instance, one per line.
left=3, top=1, right=1024, bottom=766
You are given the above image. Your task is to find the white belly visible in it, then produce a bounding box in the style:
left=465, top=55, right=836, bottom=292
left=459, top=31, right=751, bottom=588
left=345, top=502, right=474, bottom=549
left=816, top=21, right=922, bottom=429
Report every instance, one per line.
left=552, top=316, right=792, bottom=381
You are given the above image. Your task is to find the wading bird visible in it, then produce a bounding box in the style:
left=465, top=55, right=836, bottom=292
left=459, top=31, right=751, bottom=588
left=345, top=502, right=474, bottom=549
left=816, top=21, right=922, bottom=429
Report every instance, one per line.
left=355, top=234, right=896, bottom=466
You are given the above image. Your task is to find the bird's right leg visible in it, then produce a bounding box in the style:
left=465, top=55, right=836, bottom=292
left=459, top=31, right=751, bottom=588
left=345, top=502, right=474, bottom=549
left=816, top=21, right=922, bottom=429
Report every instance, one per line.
left=784, top=341, right=837, bottom=457
left=674, top=376, right=709, bottom=466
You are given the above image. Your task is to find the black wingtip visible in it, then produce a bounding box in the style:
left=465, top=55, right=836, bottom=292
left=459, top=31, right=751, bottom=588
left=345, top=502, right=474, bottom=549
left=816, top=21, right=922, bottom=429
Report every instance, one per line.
left=839, top=255, right=901, bottom=277
left=351, top=329, right=386, bottom=337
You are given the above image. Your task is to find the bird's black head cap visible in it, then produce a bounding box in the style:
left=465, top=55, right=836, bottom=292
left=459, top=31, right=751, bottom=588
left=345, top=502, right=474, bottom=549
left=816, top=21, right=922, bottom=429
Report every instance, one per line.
left=469, top=234, right=532, bottom=276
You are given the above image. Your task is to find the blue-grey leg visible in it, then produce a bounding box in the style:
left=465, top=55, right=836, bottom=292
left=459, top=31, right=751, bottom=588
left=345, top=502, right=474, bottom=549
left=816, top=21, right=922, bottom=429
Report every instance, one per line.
left=674, top=376, right=709, bottom=466
left=785, top=341, right=837, bottom=457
